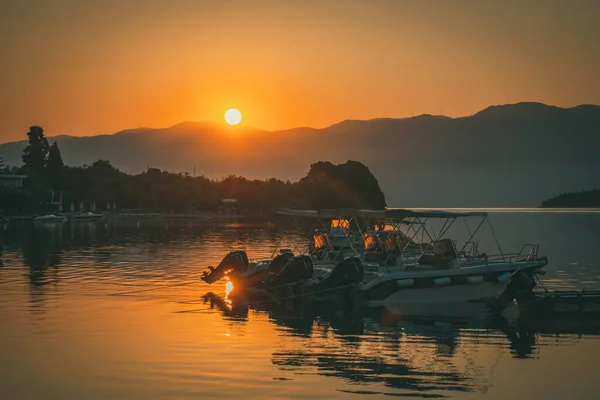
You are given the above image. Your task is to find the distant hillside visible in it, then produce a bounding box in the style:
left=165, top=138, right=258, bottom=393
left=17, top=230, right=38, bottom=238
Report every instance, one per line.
left=1, top=102, right=599, bottom=207
left=541, top=188, right=600, bottom=208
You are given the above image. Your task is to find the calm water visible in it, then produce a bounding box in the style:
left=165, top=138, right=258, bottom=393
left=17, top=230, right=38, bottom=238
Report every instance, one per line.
left=1, top=212, right=600, bottom=400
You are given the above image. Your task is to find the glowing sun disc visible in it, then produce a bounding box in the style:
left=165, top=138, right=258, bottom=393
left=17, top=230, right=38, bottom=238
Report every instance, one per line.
left=224, top=108, right=242, bottom=125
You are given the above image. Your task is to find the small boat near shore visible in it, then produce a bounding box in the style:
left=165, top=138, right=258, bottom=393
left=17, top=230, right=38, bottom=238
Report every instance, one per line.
left=70, top=212, right=105, bottom=220
left=34, top=214, right=68, bottom=223
left=202, top=208, right=549, bottom=316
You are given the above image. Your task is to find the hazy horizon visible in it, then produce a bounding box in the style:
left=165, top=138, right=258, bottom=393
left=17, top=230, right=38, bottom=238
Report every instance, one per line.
left=2, top=1, right=600, bottom=142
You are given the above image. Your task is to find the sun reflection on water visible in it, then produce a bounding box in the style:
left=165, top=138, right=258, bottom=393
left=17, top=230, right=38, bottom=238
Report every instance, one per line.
left=225, top=279, right=234, bottom=295
left=224, top=278, right=234, bottom=310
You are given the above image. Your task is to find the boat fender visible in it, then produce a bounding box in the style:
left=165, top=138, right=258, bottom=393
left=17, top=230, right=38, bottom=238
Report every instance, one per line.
left=466, top=275, right=484, bottom=284
left=496, top=272, right=511, bottom=283
left=396, top=279, right=414, bottom=287
left=434, top=277, right=451, bottom=286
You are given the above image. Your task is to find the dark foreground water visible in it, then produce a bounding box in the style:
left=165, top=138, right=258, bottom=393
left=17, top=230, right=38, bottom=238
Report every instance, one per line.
left=1, top=211, right=600, bottom=399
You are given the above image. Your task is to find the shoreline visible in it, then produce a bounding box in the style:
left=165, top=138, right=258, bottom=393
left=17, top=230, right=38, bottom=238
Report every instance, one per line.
left=4, top=207, right=600, bottom=224
left=2, top=212, right=272, bottom=224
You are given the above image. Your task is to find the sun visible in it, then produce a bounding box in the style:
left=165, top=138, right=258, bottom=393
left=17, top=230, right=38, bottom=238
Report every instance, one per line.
left=224, top=108, right=242, bottom=125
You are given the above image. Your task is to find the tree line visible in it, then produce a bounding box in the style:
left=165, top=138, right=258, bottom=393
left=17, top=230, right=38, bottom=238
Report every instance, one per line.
left=0, top=126, right=387, bottom=215
left=540, top=188, right=600, bottom=208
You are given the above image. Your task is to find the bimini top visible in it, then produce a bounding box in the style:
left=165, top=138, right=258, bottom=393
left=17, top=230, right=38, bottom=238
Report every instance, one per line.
left=271, top=208, right=319, bottom=218
left=272, top=208, right=488, bottom=219
left=385, top=208, right=488, bottom=218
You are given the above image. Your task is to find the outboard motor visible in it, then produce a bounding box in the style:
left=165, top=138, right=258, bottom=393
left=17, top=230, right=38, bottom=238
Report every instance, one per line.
left=320, top=257, right=364, bottom=289
left=202, top=250, right=249, bottom=284
left=268, top=255, right=314, bottom=288
left=265, top=252, right=295, bottom=276
left=487, top=269, right=537, bottom=313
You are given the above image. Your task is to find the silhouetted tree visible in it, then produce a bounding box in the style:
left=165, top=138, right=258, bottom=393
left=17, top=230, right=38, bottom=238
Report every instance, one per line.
left=22, top=126, right=50, bottom=173
left=46, top=141, right=64, bottom=177
left=91, top=159, right=119, bottom=174
left=299, top=161, right=387, bottom=209
left=0, top=156, right=5, bottom=172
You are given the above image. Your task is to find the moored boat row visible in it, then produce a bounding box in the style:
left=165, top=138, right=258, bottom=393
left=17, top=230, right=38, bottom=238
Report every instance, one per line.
left=33, top=212, right=105, bottom=223
left=201, top=208, right=550, bottom=316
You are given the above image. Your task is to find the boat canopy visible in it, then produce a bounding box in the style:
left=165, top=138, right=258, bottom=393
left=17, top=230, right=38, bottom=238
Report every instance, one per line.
left=384, top=209, right=488, bottom=219
left=271, top=208, right=319, bottom=218
left=272, top=208, right=487, bottom=219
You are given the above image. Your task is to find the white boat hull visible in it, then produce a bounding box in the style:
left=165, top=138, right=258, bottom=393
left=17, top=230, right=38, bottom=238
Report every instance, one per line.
left=370, top=279, right=508, bottom=307
left=365, top=280, right=514, bottom=319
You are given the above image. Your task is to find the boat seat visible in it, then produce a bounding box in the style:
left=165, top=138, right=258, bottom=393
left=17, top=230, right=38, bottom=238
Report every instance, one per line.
left=268, top=255, right=314, bottom=287
left=320, top=257, right=364, bottom=289
left=418, top=254, right=452, bottom=269
left=418, top=239, right=459, bottom=269
left=364, top=251, right=383, bottom=263
left=266, top=251, right=294, bottom=275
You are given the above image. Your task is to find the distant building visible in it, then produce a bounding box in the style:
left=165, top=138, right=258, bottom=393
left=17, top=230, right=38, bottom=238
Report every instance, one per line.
left=0, top=174, right=27, bottom=190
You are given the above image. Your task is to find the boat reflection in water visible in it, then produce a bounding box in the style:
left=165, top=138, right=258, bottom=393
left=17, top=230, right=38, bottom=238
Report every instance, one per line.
left=203, top=290, right=600, bottom=396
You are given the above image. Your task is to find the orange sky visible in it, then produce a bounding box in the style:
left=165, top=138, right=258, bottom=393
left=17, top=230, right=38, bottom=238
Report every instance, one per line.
left=1, top=0, right=599, bottom=143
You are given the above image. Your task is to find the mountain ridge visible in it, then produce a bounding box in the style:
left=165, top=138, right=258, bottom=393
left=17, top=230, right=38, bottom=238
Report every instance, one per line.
left=3, top=102, right=598, bottom=146
left=1, top=102, right=599, bottom=207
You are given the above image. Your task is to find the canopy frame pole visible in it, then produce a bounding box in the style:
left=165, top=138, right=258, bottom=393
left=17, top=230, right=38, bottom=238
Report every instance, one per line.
left=346, top=215, right=360, bottom=254
left=459, top=215, right=487, bottom=254
left=402, top=219, right=421, bottom=252
left=334, top=213, right=355, bottom=259
left=461, top=217, right=474, bottom=256
left=290, top=214, right=305, bottom=255
left=434, top=217, right=453, bottom=241
left=270, top=229, right=286, bottom=258
left=417, top=217, right=436, bottom=253
left=357, top=214, right=374, bottom=258
left=486, top=216, right=505, bottom=261
left=381, top=216, right=408, bottom=267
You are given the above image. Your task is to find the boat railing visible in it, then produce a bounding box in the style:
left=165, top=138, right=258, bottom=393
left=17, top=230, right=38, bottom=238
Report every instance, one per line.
left=480, top=244, right=541, bottom=263
left=462, top=241, right=479, bottom=257
left=515, top=243, right=540, bottom=261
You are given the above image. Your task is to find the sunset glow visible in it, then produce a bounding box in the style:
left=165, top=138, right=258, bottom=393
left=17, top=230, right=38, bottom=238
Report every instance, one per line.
left=1, top=2, right=599, bottom=142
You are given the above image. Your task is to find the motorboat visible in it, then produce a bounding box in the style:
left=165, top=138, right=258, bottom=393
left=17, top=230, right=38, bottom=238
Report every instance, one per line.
left=201, top=208, right=548, bottom=315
